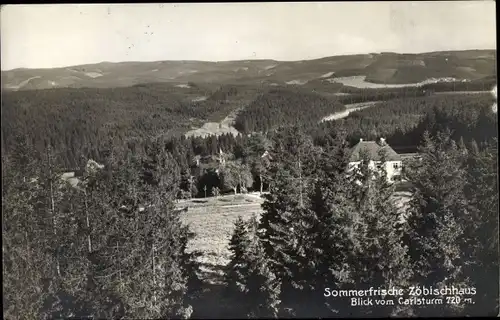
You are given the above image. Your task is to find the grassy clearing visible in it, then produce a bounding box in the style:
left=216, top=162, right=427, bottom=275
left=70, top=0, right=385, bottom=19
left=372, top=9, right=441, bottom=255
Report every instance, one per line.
left=179, top=188, right=413, bottom=317
left=179, top=187, right=412, bottom=275
left=178, top=193, right=266, bottom=317
left=179, top=193, right=264, bottom=273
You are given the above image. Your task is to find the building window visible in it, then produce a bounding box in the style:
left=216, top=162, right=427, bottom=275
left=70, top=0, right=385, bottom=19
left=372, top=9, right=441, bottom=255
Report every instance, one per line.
left=393, top=163, right=400, bottom=169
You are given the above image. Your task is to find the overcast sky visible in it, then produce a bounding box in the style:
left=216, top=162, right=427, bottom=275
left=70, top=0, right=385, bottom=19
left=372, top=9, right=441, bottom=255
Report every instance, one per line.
left=1, top=2, right=496, bottom=70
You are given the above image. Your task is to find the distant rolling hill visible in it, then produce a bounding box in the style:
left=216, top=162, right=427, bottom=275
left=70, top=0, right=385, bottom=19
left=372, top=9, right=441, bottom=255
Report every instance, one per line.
left=1, top=50, right=496, bottom=91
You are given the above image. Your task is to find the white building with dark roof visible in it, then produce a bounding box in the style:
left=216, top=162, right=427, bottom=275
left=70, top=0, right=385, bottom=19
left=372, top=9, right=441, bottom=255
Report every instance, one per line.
left=347, top=137, right=402, bottom=182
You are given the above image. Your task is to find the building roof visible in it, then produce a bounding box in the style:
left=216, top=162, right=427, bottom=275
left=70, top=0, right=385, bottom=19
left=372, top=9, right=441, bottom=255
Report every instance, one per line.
left=349, top=140, right=401, bottom=162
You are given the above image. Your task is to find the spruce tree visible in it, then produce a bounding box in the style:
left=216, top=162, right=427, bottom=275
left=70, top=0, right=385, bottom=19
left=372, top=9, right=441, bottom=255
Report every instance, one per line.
left=405, top=130, right=470, bottom=316
left=179, top=169, right=197, bottom=199
left=2, top=137, right=53, bottom=319
left=112, top=152, right=194, bottom=318
left=245, top=227, right=281, bottom=319
left=305, top=138, right=359, bottom=317
left=225, top=216, right=252, bottom=317
left=34, top=145, right=81, bottom=319
left=348, top=149, right=413, bottom=317
left=258, top=127, right=323, bottom=317
left=463, top=139, right=499, bottom=316
left=225, top=216, right=281, bottom=319
left=61, top=150, right=197, bottom=319
left=3, top=143, right=94, bottom=319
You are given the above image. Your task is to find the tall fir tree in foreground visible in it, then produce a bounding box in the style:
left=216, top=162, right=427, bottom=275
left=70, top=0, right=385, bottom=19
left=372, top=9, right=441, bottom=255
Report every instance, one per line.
left=92, top=147, right=195, bottom=319
left=463, top=139, right=499, bottom=316
left=2, top=137, right=199, bottom=319
left=347, top=149, right=413, bottom=317
left=404, top=130, right=470, bottom=316
left=258, top=126, right=323, bottom=317
left=305, top=137, right=359, bottom=317
left=2, top=138, right=98, bottom=319
left=2, top=136, right=54, bottom=319
left=225, top=216, right=280, bottom=318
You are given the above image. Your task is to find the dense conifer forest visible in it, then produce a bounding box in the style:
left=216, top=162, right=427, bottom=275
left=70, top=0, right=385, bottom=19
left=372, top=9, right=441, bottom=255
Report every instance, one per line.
left=2, top=79, right=498, bottom=318
left=329, top=93, right=496, bottom=147
left=233, top=87, right=346, bottom=133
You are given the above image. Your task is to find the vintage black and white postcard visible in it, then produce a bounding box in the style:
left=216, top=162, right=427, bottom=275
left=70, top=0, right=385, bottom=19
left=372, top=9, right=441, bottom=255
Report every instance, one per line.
left=1, top=2, right=498, bottom=318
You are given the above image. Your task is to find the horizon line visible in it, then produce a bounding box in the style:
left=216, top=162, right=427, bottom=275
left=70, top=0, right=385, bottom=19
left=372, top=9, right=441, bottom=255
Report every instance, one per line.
left=2, top=48, right=496, bottom=72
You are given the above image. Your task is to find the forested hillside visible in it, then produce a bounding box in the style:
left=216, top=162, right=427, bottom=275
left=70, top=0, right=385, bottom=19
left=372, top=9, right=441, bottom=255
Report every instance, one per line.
left=1, top=86, right=196, bottom=167
left=1, top=83, right=262, bottom=168
left=2, top=82, right=496, bottom=174
left=3, top=50, right=495, bottom=91
left=2, top=84, right=344, bottom=168
left=233, top=88, right=345, bottom=133
left=330, top=93, right=496, bottom=147
left=2, top=80, right=498, bottom=318
left=336, top=77, right=497, bottom=104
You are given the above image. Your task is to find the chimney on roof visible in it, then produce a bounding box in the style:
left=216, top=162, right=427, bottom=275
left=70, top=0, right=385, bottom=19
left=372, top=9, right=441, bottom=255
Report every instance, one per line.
left=359, top=138, right=363, bottom=142
left=378, top=137, right=386, bottom=146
